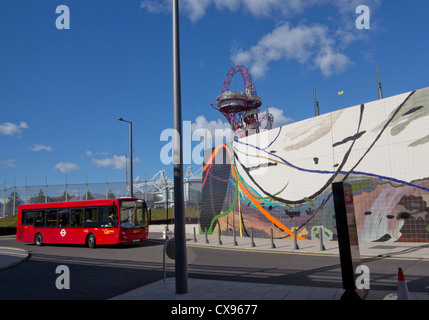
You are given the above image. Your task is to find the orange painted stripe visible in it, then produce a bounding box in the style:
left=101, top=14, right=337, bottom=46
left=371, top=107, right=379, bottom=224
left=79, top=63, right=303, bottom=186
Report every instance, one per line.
left=203, top=144, right=230, bottom=171
left=204, top=143, right=306, bottom=240
left=203, top=144, right=236, bottom=180
left=237, top=178, right=307, bottom=240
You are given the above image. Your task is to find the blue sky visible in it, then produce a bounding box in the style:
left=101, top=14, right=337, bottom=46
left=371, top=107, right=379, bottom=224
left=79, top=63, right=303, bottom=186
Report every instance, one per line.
left=1, top=0, right=429, bottom=188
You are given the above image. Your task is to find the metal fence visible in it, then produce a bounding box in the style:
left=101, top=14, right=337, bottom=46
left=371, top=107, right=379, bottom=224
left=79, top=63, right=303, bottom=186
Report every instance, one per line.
left=1, top=181, right=202, bottom=220
left=1, top=182, right=128, bottom=217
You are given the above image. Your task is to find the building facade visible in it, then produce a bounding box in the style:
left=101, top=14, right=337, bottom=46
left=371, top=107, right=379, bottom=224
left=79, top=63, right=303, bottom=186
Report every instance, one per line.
left=202, top=87, right=429, bottom=243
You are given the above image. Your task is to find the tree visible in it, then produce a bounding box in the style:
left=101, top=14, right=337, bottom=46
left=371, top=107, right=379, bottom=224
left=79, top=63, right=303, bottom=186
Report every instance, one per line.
left=147, top=194, right=159, bottom=207
left=30, top=189, right=48, bottom=204
left=5, top=191, right=22, bottom=216
left=58, top=190, right=74, bottom=202
left=7, top=190, right=20, bottom=202
left=85, top=191, right=94, bottom=200
left=107, top=190, right=115, bottom=199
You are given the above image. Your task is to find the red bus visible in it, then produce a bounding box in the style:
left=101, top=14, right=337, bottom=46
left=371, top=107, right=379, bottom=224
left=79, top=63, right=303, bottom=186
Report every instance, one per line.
left=16, top=198, right=149, bottom=248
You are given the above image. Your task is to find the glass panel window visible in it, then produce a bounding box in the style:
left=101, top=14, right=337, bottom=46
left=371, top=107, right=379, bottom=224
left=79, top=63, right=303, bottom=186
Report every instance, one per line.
left=71, top=208, right=83, bottom=227
left=35, top=211, right=46, bottom=227
left=46, top=210, right=58, bottom=227
left=84, top=207, right=98, bottom=222
left=120, top=200, right=147, bottom=228
left=99, top=206, right=117, bottom=227
left=136, top=201, right=148, bottom=228
left=84, top=207, right=100, bottom=227
left=22, top=211, right=35, bottom=225
left=58, top=209, right=71, bottom=227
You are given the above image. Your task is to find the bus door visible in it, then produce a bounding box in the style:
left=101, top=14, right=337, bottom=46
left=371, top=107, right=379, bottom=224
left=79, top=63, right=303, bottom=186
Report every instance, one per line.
left=57, top=208, right=84, bottom=244
left=57, top=209, right=71, bottom=243
left=34, top=210, right=59, bottom=243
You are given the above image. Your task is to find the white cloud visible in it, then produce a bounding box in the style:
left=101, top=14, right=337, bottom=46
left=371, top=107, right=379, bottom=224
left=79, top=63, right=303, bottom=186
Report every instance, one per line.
left=31, top=144, right=53, bottom=152
left=140, top=0, right=381, bottom=76
left=139, top=0, right=323, bottom=21
left=315, top=48, right=352, bottom=76
left=86, top=150, right=109, bottom=157
left=140, top=0, right=212, bottom=23
left=91, top=155, right=127, bottom=169
left=232, top=23, right=352, bottom=78
left=332, top=0, right=382, bottom=15
left=140, top=0, right=382, bottom=22
left=140, top=0, right=170, bottom=14
left=182, top=0, right=211, bottom=22
left=190, top=111, right=291, bottom=138
left=53, top=162, right=80, bottom=173
left=191, top=115, right=231, bottom=135
left=0, top=122, right=29, bottom=136
left=91, top=155, right=140, bottom=170
left=190, top=115, right=234, bottom=147
left=212, top=0, right=240, bottom=11
left=0, top=159, right=17, bottom=168
left=227, top=0, right=313, bottom=18
left=267, top=107, right=294, bottom=128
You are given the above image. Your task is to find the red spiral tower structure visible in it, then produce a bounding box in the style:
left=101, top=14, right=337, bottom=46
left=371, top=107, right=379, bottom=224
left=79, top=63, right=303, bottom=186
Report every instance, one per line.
left=212, top=65, right=273, bottom=138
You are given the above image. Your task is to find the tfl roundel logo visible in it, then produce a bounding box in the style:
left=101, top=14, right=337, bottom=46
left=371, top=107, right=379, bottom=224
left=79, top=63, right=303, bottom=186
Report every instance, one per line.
left=60, top=229, right=66, bottom=237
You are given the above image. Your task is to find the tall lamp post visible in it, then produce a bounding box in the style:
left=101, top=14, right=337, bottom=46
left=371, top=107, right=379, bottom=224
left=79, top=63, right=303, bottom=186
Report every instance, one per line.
left=117, top=118, right=133, bottom=198
left=172, top=0, right=188, bottom=294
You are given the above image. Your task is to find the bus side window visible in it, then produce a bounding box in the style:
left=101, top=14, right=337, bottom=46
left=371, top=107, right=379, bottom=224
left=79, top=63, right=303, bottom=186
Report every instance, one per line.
left=35, top=211, right=46, bottom=227
left=71, top=208, right=83, bottom=227
left=142, top=205, right=148, bottom=227
left=98, top=206, right=117, bottom=227
left=58, top=209, right=70, bottom=227
left=99, top=206, right=109, bottom=226
left=46, top=210, right=58, bottom=227
left=84, top=207, right=100, bottom=227
left=136, top=202, right=148, bottom=227
left=84, top=207, right=98, bottom=222
left=22, top=210, right=35, bottom=225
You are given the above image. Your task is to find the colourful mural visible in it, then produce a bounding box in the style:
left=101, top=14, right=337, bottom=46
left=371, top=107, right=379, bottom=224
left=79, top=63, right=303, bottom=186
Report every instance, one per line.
left=201, top=87, right=429, bottom=243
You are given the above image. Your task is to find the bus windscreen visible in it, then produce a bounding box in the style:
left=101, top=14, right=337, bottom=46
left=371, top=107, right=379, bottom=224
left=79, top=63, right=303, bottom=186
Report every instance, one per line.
left=119, top=200, right=148, bottom=228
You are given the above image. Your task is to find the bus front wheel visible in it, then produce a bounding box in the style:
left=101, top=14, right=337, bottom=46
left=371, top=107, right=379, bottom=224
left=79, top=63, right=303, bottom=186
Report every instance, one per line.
left=87, top=234, right=96, bottom=249
left=34, top=233, right=43, bottom=246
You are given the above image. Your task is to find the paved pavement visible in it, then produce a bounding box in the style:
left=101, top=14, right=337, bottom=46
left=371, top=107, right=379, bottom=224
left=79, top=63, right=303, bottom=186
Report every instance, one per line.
left=0, top=244, right=30, bottom=271
left=2, top=228, right=429, bottom=300
left=111, top=227, right=429, bottom=300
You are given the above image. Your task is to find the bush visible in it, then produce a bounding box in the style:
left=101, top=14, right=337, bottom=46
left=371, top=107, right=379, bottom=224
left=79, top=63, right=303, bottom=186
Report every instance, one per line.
left=0, top=215, right=18, bottom=228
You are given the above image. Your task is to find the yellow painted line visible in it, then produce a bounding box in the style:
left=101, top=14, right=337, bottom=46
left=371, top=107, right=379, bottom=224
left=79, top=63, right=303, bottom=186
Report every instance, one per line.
left=360, top=255, right=429, bottom=262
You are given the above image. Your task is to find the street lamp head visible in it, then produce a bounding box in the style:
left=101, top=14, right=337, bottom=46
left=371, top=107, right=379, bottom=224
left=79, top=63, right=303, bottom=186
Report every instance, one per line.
left=118, top=117, right=132, bottom=124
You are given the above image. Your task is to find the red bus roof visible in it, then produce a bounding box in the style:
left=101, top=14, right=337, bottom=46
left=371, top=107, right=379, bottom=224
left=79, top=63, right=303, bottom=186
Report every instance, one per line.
left=18, top=198, right=145, bottom=210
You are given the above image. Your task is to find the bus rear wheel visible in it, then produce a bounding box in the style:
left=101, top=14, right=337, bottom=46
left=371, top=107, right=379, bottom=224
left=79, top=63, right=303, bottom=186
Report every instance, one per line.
left=87, top=234, right=96, bottom=249
left=34, top=233, right=43, bottom=246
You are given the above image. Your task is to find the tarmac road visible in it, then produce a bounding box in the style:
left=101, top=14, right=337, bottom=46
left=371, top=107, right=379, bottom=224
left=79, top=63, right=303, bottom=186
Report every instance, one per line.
left=0, top=232, right=428, bottom=300
left=0, top=234, right=168, bottom=299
